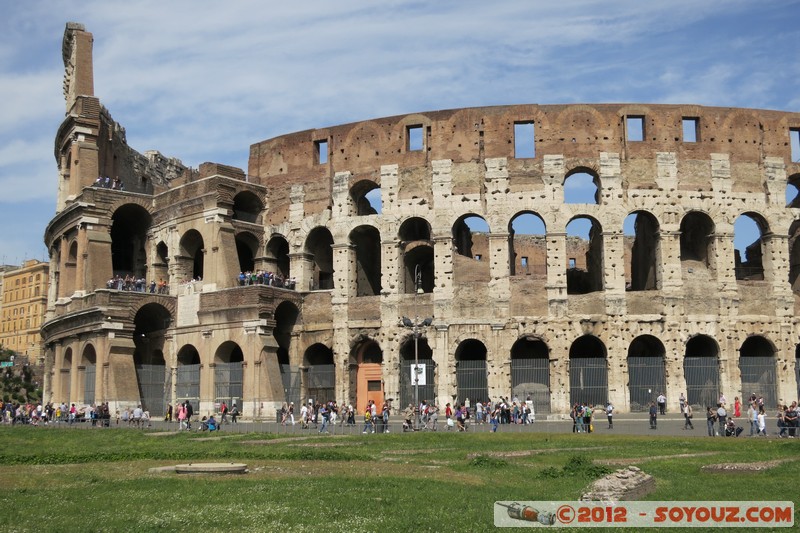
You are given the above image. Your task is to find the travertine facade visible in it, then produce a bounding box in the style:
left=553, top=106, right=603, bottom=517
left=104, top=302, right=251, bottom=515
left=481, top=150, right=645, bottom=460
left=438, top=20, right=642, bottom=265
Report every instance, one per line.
left=43, top=23, right=800, bottom=417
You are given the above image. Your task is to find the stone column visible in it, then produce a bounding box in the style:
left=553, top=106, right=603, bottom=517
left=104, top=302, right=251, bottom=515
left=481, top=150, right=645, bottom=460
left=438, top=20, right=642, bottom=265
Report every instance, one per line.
left=546, top=231, right=568, bottom=316
left=289, top=252, right=314, bottom=292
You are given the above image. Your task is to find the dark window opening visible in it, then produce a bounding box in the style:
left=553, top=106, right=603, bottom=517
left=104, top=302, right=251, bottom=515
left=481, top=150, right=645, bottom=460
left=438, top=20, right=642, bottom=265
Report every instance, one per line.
left=407, top=125, right=423, bottom=151
left=790, top=129, right=800, bottom=163
left=627, top=116, right=645, bottom=142
left=315, top=140, right=328, bottom=164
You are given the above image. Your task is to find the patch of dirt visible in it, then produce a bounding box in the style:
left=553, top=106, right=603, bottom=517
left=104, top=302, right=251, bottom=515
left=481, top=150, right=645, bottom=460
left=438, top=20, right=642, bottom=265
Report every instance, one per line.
left=466, top=446, right=609, bottom=459
left=701, top=458, right=796, bottom=473
left=596, top=452, right=717, bottom=466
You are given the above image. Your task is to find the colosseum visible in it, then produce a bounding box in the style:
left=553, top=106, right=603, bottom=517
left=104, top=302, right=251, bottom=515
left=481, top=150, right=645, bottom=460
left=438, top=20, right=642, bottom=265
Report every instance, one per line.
left=42, top=23, right=800, bottom=418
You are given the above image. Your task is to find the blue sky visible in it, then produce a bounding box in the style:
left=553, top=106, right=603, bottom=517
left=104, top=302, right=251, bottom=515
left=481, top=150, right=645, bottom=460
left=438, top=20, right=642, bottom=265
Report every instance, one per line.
left=0, top=1, right=798, bottom=265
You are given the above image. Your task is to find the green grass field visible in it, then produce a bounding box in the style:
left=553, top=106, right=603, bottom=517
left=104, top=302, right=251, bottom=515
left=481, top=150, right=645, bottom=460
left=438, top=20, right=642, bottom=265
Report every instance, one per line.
left=0, top=426, right=797, bottom=532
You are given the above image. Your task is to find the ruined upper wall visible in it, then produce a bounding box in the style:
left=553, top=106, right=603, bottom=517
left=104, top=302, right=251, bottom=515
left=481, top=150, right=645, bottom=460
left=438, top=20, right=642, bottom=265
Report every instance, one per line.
left=248, top=104, right=800, bottom=208
left=62, top=22, right=94, bottom=112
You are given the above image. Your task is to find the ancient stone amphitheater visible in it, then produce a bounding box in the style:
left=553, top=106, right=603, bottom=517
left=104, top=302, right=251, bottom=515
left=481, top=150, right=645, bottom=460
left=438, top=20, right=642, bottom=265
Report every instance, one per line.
left=42, top=23, right=800, bottom=418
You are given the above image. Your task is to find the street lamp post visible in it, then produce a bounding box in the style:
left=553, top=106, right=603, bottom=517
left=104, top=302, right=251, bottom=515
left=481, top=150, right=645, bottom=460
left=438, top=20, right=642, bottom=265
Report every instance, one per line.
left=401, top=264, right=432, bottom=429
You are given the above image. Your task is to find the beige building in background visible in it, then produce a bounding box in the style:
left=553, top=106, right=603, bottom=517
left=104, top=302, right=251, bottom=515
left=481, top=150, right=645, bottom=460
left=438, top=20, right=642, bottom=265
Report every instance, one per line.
left=0, top=259, right=49, bottom=364
left=42, top=22, right=800, bottom=417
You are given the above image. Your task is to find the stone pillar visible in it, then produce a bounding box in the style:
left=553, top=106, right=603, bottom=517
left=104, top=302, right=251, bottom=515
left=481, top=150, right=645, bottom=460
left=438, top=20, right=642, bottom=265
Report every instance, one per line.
left=546, top=231, right=568, bottom=316
left=381, top=239, right=401, bottom=295
left=488, top=232, right=511, bottom=314
left=331, top=243, right=354, bottom=302
left=487, top=323, right=508, bottom=401
left=603, top=230, right=626, bottom=316
left=433, top=324, right=451, bottom=407
left=289, top=252, right=314, bottom=292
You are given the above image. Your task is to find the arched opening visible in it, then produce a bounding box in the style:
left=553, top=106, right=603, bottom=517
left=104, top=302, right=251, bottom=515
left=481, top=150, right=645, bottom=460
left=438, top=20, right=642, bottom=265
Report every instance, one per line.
left=455, top=339, right=488, bottom=406
left=133, top=302, right=171, bottom=416
left=564, top=169, right=600, bottom=204
left=453, top=215, right=490, bottom=259
left=510, top=337, right=550, bottom=414
left=569, top=336, right=608, bottom=407
left=80, top=345, right=97, bottom=406
left=509, top=212, right=546, bottom=277
left=232, top=191, right=263, bottom=224
left=351, top=338, right=383, bottom=412
left=351, top=179, right=382, bottom=215
left=305, top=227, right=334, bottom=290
left=266, top=235, right=290, bottom=280
left=304, top=344, right=335, bottom=404
left=60, top=348, right=72, bottom=402
left=176, top=345, right=201, bottom=411
left=624, top=211, right=660, bottom=291
left=786, top=173, right=800, bottom=208
left=680, top=212, right=715, bottom=268
left=399, top=217, right=434, bottom=294
left=214, top=341, right=244, bottom=409
left=566, top=216, right=603, bottom=294
left=734, top=213, right=768, bottom=281
left=235, top=231, right=259, bottom=274
left=349, top=225, right=382, bottom=296
left=739, top=336, right=777, bottom=408
left=274, top=301, right=301, bottom=406
left=627, top=335, right=666, bottom=411
left=179, top=229, right=205, bottom=281
left=684, top=335, right=720, bottom=408
left=110, top=204, right=152, bottom=278
left=796, top=345, right=800, bottom=403
left=399, top=335, right=434, bottom=409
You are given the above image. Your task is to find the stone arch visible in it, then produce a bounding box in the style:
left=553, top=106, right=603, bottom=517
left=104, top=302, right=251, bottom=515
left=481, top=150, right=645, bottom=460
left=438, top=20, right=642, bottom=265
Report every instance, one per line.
left=734, top=211, right=770, bottom=281
left=305, top=226, right=334, bottom=290
left=554, top=105, right=607, bottom=144
left=509, top=211, right=547, bottom=277
left=235, top=230, right=260, bottom=274
left=627, top=335, right=666, bottom=411
left=275, top=300, right=302, bottom=406
left=349, top=225, right=382, bottom=296
left=569, top=335, right=608, bottom=407
left=341, top=121, right=387, bottom=162
left=624, top=210, right=660, bottom=291
left=510, top=336, right=550, bottom=414
left=455, top=338, right=489, bottom=406
left=60, top=347, right=73, bottom=402
left=738, top=335, right=777, bottom=408
left=232, top=190, right=263, bottom=224
left=133, top=301, right=172, bottom=413
left=399, top=332, right=435, bottom=409
left=566, top=215, right=604, bottom=294
left=176, top=344, right=201, bottom=409
left=110, top=203, right=152, bottom=278
left=213, top=341, right=244, bottom=408
left=304, top=343, right=335, bottom=405
left=680, top=211, right=715, bottom=268
left=399, top=217, right=434, bottom=294
left=350, top=337, right=384, bottom=412
left=564, top=167, right=601, bottom=204
left=786, top=173, right=800, bottom=208
left=350, top=179, right=381, bottom=216
left=265, top=234, right=290, bottom=279
left=178, top=229, right=205, bottom=281
left=683, top=334, right=720, bottom=408
left=80, top=343, right=97, bottom=406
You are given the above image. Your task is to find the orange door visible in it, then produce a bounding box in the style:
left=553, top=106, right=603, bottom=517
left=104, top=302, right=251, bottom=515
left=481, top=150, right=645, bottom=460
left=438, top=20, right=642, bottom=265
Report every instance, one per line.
left=357, top=363, right=383, bottom=412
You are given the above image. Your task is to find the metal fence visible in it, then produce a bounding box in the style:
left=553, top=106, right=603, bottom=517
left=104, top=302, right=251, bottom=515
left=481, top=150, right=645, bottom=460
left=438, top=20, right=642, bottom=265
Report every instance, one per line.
left=627, top=356, right=666, bottom=412
left=456, top=359, right=489, bottom=405
left=399, top=358, right=436, bottom=407
left=214, top=362, right=243, bottom=408
left=135, top=363, right=168, bottom=417
left=281, top=364, right=302, bottom=407
left=569, top=357, right=608, bottom=407
left=510, top=357, right=551, bottom=414
left=307, top=364, right=335, bottom=405
left=739, top=355, right=777, bottom=408
left=83, top=365, right=96, bottom=406
left=684, top=356, right=719, bottom=408
left=176, top=363, right=200, bottom=408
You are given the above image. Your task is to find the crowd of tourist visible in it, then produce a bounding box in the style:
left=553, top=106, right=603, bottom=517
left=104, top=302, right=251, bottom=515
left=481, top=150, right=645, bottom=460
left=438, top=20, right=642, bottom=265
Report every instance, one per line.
left=106, top=275, right=169, bottom=294
left=93, top=176, right=124, bottom=190
left=237, top=271, right=296, bottom=290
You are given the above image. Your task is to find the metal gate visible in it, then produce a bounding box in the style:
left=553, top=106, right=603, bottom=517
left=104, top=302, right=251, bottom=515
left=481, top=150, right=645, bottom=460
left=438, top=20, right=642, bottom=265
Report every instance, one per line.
left=569, top=357, right=608, bottom=407
left=280, top=364, right=301, bottom=407
left=684, top=356, right=719, bottom=408
left=214, top=361, right=243, bottom=407
left=176, top=363, right=200, bottom=411
left=135, top=363, right=168, bottom=417
left=307, top=364, right=335, bottom=404
left=400, top=358, right=435, bottom=407
left=627, top=356, right=666, bottom=412
left=511, top=357, right=551, bottom=414
left=456, top=359, right=488, bottom=406
left=739, top=355, right=777, bottom=408
left=83, top=365, right=96, bottom=406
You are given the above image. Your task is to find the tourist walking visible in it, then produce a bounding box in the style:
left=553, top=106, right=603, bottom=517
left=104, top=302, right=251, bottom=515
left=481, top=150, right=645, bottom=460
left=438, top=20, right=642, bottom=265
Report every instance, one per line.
left=649, top=402, right=658, bottom=429
left=683, top=403, right=694, bottom=429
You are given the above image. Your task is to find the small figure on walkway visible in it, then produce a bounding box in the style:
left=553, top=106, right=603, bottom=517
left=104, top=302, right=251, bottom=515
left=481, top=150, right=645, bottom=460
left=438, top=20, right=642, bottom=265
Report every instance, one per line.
left=649, top=401, right=658, bottom=429
left=683, top=403, right=694, bottom=430
left=605, top=401, right=613, bottom=429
